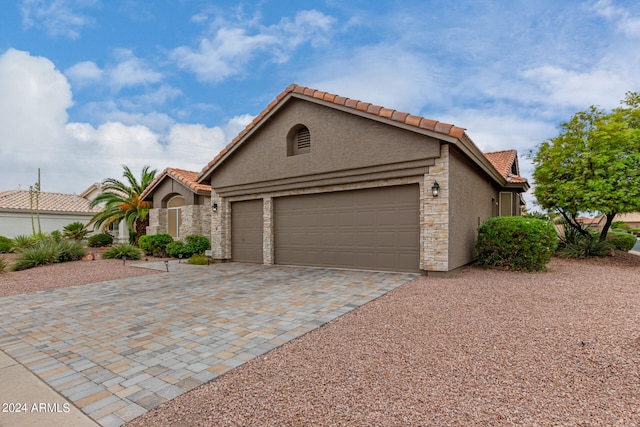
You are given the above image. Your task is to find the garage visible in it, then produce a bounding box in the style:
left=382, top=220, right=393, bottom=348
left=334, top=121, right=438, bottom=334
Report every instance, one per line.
left=274, top=185, right=420, bottom=272
left=231, top=199, right=263, bottom=263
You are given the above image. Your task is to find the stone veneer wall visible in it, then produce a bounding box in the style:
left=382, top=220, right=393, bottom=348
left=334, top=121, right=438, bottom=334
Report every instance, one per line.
left=210, top=189, right=231, bottom=259
left=180, top=200, right=211, bottom=238
left=146, top=208, right=167, bottom=235
left=263, top=197, right=274, bottom=264
left=421, top=144, right=449, bottom=271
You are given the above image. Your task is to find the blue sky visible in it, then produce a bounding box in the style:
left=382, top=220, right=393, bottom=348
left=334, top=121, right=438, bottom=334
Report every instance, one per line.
left=1, top=0, right=639, bottom=208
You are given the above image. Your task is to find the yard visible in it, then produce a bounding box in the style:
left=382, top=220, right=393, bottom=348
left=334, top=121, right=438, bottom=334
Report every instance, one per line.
left=1, top=252, right=639, bottom=425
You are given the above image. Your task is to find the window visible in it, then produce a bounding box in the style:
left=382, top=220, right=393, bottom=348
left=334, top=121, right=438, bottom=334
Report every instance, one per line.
left=167, top=196, right=185, bottom=238
left=287, top=125, right=311, bottom=156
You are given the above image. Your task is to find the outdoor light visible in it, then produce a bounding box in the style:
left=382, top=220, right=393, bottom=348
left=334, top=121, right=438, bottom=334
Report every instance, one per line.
left=431, top=181, right=440, bottom=197
left=212, top=202, right=218, bottom=212
left=178, top=253, right=183, bottom=264
left=164, top=260, right=169, bottom=272
left=122, top=255, right=127, bottom=265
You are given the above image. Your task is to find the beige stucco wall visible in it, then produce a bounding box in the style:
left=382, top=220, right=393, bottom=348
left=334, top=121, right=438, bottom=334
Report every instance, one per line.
left=150, top=178, right=199, bottom=207
left=448, top=146, right=499, bottom=270
left=210, top=99, right=440, bottom=194
left=0, top=211, right=96, bottom=238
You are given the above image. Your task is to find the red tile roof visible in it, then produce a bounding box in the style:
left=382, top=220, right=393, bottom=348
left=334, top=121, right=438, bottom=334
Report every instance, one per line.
left=198, top=84, right=468, bottom=181
left=484, top=150, right=527, bottom=184
left=0, top=190, right=101, bottom=213
left=141, top=168, right=211, bottom=201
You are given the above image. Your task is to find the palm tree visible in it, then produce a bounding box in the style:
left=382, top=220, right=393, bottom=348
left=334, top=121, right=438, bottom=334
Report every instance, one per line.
left=88, top=165, right=157, bottom=244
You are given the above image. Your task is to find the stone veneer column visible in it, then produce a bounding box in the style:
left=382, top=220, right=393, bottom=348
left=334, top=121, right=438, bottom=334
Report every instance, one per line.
left=263, top=197, right=274, bottom=265
left=210, top=190, right=231, bottom=260
left=146, top=208, right=167, bottom=235
left=421, top=144, right=449, bottom=272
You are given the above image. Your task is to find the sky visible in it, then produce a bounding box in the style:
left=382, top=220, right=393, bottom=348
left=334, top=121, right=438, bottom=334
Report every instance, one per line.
left=0, top=0, right=639, bottom=209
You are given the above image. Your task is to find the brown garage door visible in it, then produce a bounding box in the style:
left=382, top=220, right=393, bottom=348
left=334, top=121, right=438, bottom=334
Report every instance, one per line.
left=231, top=199, right=263, bottom=263
left=274, top=185, right=420, bottom=272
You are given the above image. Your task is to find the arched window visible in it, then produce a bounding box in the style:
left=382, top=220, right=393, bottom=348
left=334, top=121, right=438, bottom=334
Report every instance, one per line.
left=167, top=196, right=185, bottom=238
left=287, top=124, right=311, bottom=156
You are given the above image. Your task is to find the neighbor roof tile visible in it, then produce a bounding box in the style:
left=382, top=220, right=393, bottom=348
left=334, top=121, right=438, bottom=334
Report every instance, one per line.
left=0, top=190, right=101, bottom=213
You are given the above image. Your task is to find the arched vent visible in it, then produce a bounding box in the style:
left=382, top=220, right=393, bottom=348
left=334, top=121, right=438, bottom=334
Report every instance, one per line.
left=287, top=125, right=311, bottom=156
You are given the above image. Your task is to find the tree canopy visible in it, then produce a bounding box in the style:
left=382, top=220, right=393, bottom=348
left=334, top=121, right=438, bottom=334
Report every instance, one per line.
left=531, top=92, right=640, bottom=240
left=88, top=165, right=157, bottom=242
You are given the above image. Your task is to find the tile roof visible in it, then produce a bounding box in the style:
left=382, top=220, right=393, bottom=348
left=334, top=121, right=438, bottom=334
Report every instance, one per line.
left=141, top=168, right=211, bottom=201
left=198, top=84, right=468, bottom=180
left=484, top=149, right=527, bottom=184
left=0, top=190, right=101, bottom=213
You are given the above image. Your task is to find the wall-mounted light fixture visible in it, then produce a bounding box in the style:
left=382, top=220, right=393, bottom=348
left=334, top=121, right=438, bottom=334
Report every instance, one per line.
left=431, top=181, right=440, bottom=197
left=212, top=202, right=218, bottom=212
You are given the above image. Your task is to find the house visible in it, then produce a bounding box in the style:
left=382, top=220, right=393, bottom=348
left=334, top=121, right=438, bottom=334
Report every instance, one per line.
left=0, top=187, right=102, bottom=238
left=141, top=168, right=212, bottom=239
left=190, top=84, right=529, bottom=275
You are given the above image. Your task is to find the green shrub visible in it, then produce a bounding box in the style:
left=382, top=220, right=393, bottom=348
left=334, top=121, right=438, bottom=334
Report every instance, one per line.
left=88, top=233, right=114, bottom=247
left=0, top=236, right=12, bottom=253
left=628, top=228, right=640, bottom=236
left=166, top=241, right=187, bottom=257
left=612, top=221, right=630, bottom=230
left=63, top=222, right=90, bottom=240
left=476, top=216, right=557, bottom=271
left=138, top=234, right=173, bottom=256
left=555, top=224, right=612, bottom=258
left=50, top=230, right=62, bottom=241
left=188, top=253, right=210, bottom=265
left=0, top=256, right=6, bottom=272
left=56, top=239, right=87, bottom=262
left=12, top=240, right=61, bottom=271
left=12, top=234, right=36, bottom=251
left=102, top=244, right=143, bottom=260
left=606, top=231, right=637, bottom=252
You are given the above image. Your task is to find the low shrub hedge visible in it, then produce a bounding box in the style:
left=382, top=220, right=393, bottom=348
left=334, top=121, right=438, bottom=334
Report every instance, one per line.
left=88, top=233, right=114, bottom=247
left=476, top=216, right=557, bottom=271
left=606, top=231, right=637, bottom=252
left=138, top=234, right=173, bottom=256
left=0, top=236, right=12, bottom=253
left=166, top=235, right=210, bottom=258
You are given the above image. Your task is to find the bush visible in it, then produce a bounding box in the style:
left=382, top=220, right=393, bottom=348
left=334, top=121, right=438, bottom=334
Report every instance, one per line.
left=612, top=221, right=630, bottom=231
left=476, top=216, right=557, bottom=271
left=102, top=244, right=143, bottom=260
left=138, top=234, right=173, bottom=256
left=0, top=256, right=6, bottom=272
left=63, top=222, right=90, bottom=240
left=12, top=234, right=36, bottom=251
left=0, top=236, right=12, bottom=253
left=50, top=230, right=62, bottom=241
left=12, top=240, right=61, bottom=271
left=606, top=231, right=637, bottom=252
left=88, top=233, right=114, bottom=247
left=188, top=253, right=210, bottom=265
left=166, top=235, right=211, bottom=258
left=555, top=224, right=612, bottom=258
left=56, top=239, right=87, bottom=262
left=628, top=227, right=640, bottom=236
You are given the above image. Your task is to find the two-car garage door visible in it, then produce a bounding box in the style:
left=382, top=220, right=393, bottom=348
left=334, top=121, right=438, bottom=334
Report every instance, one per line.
left=231, top=185, right=420, bottom=272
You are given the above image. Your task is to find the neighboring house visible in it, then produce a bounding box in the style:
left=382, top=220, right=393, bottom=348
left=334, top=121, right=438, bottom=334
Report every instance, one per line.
left=0, top=188, right=102, bottom=238
left=612, top=213, right=640, bottom=229
left=80, top=183, right=130, bottom=243
left=191, top=84, right=529, bottom=275
left=141, top=168, right=212, bottom=239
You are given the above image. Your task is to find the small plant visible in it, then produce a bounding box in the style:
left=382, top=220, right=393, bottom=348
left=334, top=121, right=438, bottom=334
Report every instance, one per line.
left=166, top=235, right=211, bottom=258
left=556, top=223, right=613, bottom=258
left=0, top=236, right=12, bottom=253
left=612, top=221, right=630, bottom=231
left=0, top=255, right=6, bottom=272
left=50, top=230, right=62, bottom=241
left=188, top=253, right=210, bottom=265
left=166, top=241, right=187, bottom=258
left=102, top=244, right=143, bottom=260
left=12, top=239, right=61, bottom=271
left=476, top=216, right=557, bottom=271
left=138, top=234, right=173, bottom=256
left=12, top=234, right=36, bottom=251
left=606, top=231, right=637, bottom=252
left=63, top=222, right=90, bottom=240
left=88, top=233, right=114, bottom=247
left=56, top=239, right=87, bottom=262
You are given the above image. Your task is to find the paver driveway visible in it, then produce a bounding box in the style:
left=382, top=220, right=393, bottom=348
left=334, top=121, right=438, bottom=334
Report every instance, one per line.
left=0, top=262, right=417, bottom=426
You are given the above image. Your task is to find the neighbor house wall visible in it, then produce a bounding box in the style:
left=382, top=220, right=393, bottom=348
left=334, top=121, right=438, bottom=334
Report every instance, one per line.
left=0, top=211, right=96, bottom=238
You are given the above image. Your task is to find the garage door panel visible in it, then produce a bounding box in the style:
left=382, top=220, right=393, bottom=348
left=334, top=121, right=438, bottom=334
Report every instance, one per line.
left=231, top=200, right=263, bottom=263
left=275, top=185, right=419, bottom=272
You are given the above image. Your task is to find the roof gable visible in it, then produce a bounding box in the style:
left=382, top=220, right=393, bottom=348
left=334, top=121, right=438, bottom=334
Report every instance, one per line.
left=0, top=190, right=101, bottom=213
left=141, top=168, right=211, bottom=201
left=484, top=150, right=527, bottom=185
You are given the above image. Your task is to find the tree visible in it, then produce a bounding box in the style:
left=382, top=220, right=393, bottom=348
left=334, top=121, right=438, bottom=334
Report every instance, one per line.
left=531, top=92, right=640, bottom=240
left=88, top=165, right=157, bottom=244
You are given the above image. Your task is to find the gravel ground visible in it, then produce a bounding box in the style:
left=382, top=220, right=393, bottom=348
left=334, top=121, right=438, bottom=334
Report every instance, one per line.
left=0, top=250, right=166, bottom=297
left=2, top=251, right=640, bottom=425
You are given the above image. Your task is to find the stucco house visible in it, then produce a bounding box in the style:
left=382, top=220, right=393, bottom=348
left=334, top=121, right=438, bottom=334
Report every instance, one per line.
left=0, top=187, right=102, bottom=238
left=181, top=84, right=528, bottom=275
left=142, top=168, right=212, bottom=239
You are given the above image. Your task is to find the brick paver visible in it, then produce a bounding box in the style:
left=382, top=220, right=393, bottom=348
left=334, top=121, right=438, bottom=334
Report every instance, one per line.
left=0, top=262, right=416, bottom=426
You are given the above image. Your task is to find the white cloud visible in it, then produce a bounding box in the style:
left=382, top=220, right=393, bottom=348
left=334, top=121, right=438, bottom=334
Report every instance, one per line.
left=64, top=60, right=102, bottom=87
left=170, top=10, right=335, bottom=83
left=108, top=49, right=163, bottom=91
left=0, top=49, right=236, bottom=193
left=592, top=0, right=640, bottom=38
left=20, top=0, right=96, bottom=39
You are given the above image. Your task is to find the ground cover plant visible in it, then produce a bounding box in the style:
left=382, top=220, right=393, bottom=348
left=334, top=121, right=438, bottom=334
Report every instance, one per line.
left=0, top=236, right=12, bottom=253
left=102, top=244, right=143, bottom=260
left=12, top=238, right=86, bottom=271
left=0, top=256, right=6, bottom=272
left=476, top=216, right=557, bottom=271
